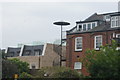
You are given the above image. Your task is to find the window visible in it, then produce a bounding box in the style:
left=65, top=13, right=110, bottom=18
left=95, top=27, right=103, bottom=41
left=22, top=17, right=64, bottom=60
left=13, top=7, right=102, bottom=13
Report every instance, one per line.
left=104, top=15, right=110, bottom=21
left=75, top=37, right=82, bottom=51
left=34, top=50, right=41, bottom=56
left=25, top=50, right=31, bottom=56
left=77, top=25, right=82, bottom=31
left=87, top=23, right=91, bottom=30
left=17, top=51, right=20, bottom=56
left=74, top=62, right=82, bottom=69
left=31, top=64, right=36, bottom=69
left=94, top=35, right=102, bottom=50
left=92, top=22, right=96, bottom=28
left=10, top=52, right=14, bottom=57
left=111, top=16, right=119, bottom=28
left=83, top=24, right=86, bottom=31
left=116, top=34, right=120, bottom=38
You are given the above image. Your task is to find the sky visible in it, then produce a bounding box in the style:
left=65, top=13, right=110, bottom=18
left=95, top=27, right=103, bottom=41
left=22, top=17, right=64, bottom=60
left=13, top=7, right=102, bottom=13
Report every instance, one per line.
left=0, top=1, right=119, bottom=48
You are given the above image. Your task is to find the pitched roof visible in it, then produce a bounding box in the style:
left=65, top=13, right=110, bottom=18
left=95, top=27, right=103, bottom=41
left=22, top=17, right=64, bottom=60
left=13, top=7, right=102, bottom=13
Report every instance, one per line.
left=67, top=11, right=120, bottom=35
left=76, top=13, right=103, bottom=23
left=6, top=47, right=21, bottom=57
left=22, top=45, right=44, bottom=56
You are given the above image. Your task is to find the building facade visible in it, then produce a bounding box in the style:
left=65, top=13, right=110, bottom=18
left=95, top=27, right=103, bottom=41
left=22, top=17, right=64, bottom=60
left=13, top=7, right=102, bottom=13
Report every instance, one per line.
left=66, top=12, right=120, bottom=75
left=6, top=43, right=66, bottom=69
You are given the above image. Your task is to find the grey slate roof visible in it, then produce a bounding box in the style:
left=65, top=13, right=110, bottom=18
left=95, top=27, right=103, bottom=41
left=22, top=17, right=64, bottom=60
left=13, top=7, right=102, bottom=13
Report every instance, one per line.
left=84, top=13, right=103, bottom=22
left=22, top=45, right=44, bottom=56
left=6, top=47, right=21, bottom=57
left=67, top=12, right=120, bottom=35
left=76, top=13, right=103, bottom=23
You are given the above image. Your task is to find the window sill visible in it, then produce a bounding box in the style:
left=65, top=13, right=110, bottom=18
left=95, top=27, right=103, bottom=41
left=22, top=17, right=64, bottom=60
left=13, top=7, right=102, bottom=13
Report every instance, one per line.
left=75, top=49, right=82, bottom=52
left=111, top=26, right=120, bottom=28
left=94, top=48, right=100, bottom=51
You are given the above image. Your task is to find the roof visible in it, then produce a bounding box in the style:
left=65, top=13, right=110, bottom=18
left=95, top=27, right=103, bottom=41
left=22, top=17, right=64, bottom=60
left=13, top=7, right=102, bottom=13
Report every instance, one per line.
left=110, top=12, right=120, bottom=16
left=67, top=11, right=120, bottom=35
left=76, top=13, right=103, bottom=23
left=6, top=47, right=21, bottom=57
left=22, top=45, right=44, bottom=56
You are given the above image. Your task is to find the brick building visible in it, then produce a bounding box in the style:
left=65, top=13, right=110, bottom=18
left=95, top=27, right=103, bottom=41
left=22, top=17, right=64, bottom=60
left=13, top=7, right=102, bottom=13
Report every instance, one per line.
left=66, top=12, right=120, bottom=75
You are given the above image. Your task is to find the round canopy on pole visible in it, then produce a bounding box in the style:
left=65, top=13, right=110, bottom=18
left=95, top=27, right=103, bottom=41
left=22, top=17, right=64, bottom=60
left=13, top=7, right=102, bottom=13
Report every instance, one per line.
left=53, top=21, right=70, bottom=26
left=53, top=21, right=70, bottom=67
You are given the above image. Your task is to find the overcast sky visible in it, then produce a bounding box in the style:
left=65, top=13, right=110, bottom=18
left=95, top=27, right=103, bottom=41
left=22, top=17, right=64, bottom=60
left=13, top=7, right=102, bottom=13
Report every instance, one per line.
left=0, top=2, right=119, bottom=48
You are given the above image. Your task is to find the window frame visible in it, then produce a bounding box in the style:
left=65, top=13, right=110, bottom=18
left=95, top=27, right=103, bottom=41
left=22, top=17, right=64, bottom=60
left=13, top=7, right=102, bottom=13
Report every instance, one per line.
left=74, top=62, right=82, bottom=70
left=116, top=34, right=120, bottom=38
left=25, top=50, right=31, bottom=56
left=77, top=24, right=82, bottom=31
left=94, top=35, right=102, bottom=50
left=34, top=49, right=41, bottom=56
left=83, top=24, right=87, bottom=31
left=104, top=15, right=110, bottom=21
left=87, top=23, right=91, bottom=30
left=92, top=22, right=97, bottom=28
left=75, top=37, right=83, bottom=51
left=31, top=64, right=36, bottom=69
left=111, top=16, right=119, bottom=28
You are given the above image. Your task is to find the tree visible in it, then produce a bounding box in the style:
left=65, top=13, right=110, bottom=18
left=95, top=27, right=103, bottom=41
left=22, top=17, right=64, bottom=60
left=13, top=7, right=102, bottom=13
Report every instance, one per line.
left=9, top=58, right=29, bottom=74
left=2, top=59, right=19, bottom=78
left=19, top=72, right=33, bottom=78
left=82, top=41, right=120, bottom=78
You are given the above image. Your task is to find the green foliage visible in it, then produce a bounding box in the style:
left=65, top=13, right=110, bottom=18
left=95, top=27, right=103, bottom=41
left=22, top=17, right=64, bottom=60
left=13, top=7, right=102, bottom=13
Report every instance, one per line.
left=2, top=59, right=19, bottom=78
left=9, top=58, right=29, bottom=74
left=29, top=69, right=45, bottom=78
left=19, top=72, right=33, bottom=78
left=0, top=51, right=7, bottom=59
left=82, top=41, right=120, bottom=78
left=33, top=67, right=81, bottom=78
left=52, top=67, right=81, bottom=78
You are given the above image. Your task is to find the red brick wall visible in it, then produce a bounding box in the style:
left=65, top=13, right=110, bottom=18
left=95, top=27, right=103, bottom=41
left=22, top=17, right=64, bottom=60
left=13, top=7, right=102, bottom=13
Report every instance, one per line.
left=66, top=30, right=120, bottom=76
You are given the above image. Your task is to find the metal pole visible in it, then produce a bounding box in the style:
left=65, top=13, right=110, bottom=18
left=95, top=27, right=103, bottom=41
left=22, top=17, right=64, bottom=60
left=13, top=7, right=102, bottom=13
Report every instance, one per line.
left=53, top=21, right=70, bottom=67
left=60, top=25, right=62, bottom=66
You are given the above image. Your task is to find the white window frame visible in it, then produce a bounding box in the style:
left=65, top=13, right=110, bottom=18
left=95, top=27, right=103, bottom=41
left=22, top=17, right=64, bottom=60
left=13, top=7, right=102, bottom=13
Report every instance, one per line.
left=74, top=62, right=82, bottom=70
left=75, top=37, right=82, bottom=51
left=94, top=35, right=102, bottom=50
left=82, top=22, right=97, bottom=31
left=92, top=22, right=97, bottom=28
left=77, top=22, right=97, bottom=31
left=30, top=63, right=36, bottom=69
left=82, top=24, right=87, bottom=31
left=77, top=24, right=83, bottom=31
left=104, top=15, right=110, bottom=21
left=116, top=34, right=120, bottom=38
left=87, top=23, right=91, bottom=30
left=111, top=16, right=119, bottom=28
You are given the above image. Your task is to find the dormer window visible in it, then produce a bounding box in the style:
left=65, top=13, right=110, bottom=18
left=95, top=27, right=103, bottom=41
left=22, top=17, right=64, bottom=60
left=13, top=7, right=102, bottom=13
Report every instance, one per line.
left=83, top=24, right=86, bottom=31
left=77, top=24, right=82, bottom=31
left=10, top=52, right=14, bottom=57
left=104, top=15, right=110, bottom=21
left=77, top=22, right=97, bottom=32
left=34, top=49, right=42, bottom=56
left=79, top=25, right=82, bottom=31
left=87, top=23, right=91, bottom=30
left=25, top=50, right=31, bottom=56
left=92, top=22, right=96, bottom=28
left=111, top=16, right=119, bottom=28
